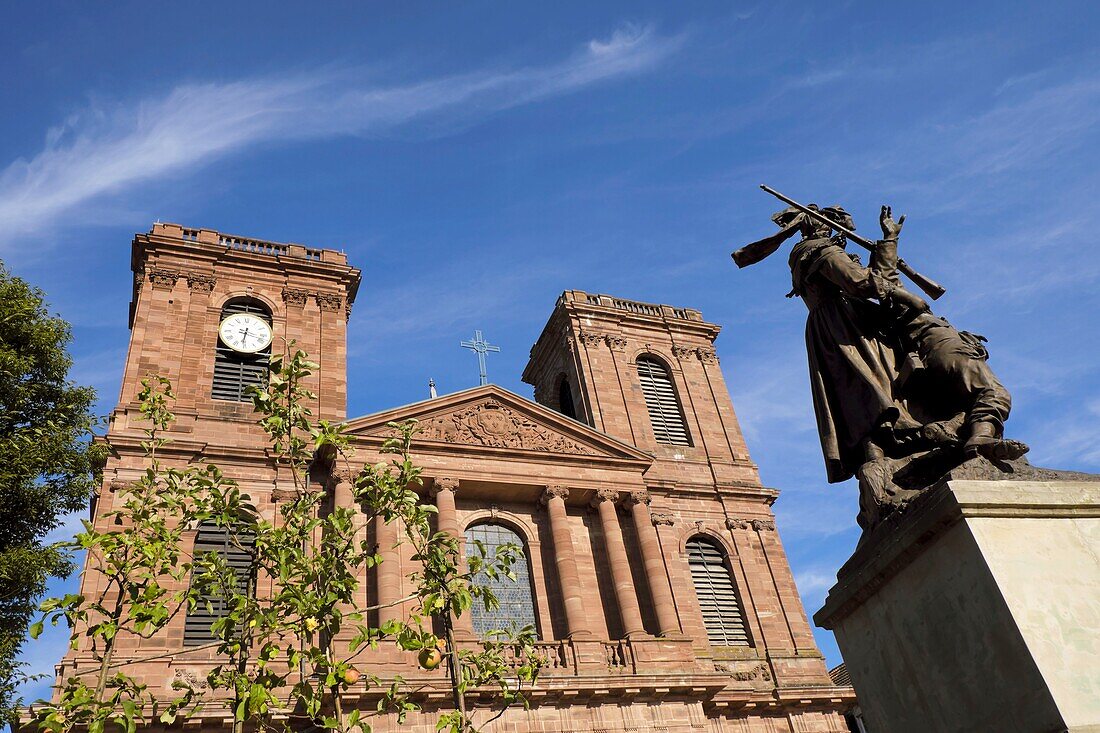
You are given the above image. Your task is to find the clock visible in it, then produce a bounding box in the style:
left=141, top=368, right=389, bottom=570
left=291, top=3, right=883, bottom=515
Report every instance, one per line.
left=218, top=313, right=273, bottom=353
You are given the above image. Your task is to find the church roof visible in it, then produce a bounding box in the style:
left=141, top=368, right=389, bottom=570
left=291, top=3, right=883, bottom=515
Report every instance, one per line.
left=828, top=663, right=852, bottom=686
left=342, top=384, right=654, bottom=466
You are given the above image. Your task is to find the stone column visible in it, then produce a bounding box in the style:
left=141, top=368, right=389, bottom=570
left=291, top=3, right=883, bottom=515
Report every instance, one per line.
left=430, top=477, right=474, bottom=636
left=626, top=490, right=681, bottom=637
left=592, top=489, right=646, bottom=638
left=332, top=467, right=356, bottom=509
left=331, top=468, right=361, bottom=643
left=541, top=485, right=593, bottom=639
left=376, top=515, right=401, bottom=625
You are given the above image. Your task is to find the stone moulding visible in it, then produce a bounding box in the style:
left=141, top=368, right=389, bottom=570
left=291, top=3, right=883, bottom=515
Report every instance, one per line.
left=726, top=517, right=776, bottom=532
left=669, top=344, right=719, bottom=364
left=578, top=330, right=605, bottom=348
left=713, top=661, right=773, bottom=683
left=186, top=272, right=217, bottom=292
left=430, top=476, right=460, bottom=496
left=414, top=398, right=600, bottom=456
left=696, top=346, right=719, bottom=364
left=314, top=292, right=343, bottom=311
left=282, top=288, right=310, bottom=307
left=593, top=487, right=619, bottom=504
left=541, top=484, right=570, bottom=504
left=147, top=268, right=180, bottom=290
left=605, top=334, right=628, bottom=351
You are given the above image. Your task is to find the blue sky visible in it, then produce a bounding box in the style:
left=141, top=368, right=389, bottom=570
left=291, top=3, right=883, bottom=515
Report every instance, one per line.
left=4, top=1, right=1099, bottom=700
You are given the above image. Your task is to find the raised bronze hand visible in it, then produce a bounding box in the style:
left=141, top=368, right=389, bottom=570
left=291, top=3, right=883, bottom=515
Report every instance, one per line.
left=880, top=205, right=905, bottom=240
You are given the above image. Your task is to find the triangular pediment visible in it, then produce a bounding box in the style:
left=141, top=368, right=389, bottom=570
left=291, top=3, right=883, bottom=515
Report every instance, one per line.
left=343, top=385, right=652, bottom=464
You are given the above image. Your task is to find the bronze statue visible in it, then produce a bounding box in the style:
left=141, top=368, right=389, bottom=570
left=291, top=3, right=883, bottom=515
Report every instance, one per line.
left=734, top=189, right=1029, bottom=529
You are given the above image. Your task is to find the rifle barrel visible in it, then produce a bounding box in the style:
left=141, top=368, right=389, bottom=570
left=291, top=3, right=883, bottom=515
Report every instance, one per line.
left=758, top=184, right=946, bottom=300
left=759, top=184, right=875, bottom=251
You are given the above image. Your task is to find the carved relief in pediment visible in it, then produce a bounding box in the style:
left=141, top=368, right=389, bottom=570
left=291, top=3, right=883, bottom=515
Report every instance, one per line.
left=415, top=398, right=598, bottom=455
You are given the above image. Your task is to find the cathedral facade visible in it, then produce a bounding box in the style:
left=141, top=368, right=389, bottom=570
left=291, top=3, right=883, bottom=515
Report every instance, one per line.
left=60, top=223, right=854, bottom=732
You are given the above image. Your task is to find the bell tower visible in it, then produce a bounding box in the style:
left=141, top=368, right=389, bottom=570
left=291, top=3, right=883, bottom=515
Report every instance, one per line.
left=522, top=291, right=830, bottom=678
left=113, top=223, right=361, bottom=448
left=522, top=290, right=760, bottom=490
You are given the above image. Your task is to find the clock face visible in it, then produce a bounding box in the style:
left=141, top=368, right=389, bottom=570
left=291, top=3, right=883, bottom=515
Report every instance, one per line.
left=218, top=313, right=273, bottom=353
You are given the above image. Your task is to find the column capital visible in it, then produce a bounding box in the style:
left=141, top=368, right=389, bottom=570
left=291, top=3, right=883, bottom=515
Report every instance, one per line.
left=430, top=476, right=460, bottom=497
left=727, top=517, right=776, bottom=532
left=332, top=466, right=357, bottom=484
left=329, top=466, right=357, bottom=509
left=282, top=287, right=310, bottom=308
left=186, top=272, right=217, bottom=293
left=624, top=489, right=651, bottom=508
left=592, top=488, right=619, bottom=506
left=147, top=268, right=180, bottom=290
left=541, top=485, right=570, bottom=505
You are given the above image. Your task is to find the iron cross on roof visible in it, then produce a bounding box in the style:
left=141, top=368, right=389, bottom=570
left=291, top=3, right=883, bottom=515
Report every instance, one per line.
left=460, top=330, right=500, bottom=386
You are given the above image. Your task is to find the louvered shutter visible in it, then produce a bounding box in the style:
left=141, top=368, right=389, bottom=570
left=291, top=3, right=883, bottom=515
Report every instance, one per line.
left=558, top=378, right=577, bottom=420
left=185, top=523, right=255, bottom=645
left=687, top=538, right=751, bottom=646
left=212, top=299, right=271, bottom=402
left=636, top=357, right=691, bottom=445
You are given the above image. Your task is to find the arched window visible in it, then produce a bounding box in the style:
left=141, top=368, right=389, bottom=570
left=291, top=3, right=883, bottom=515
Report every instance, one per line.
left=558, top=376, right=577, bottom=420
left=465, top=522, right=537, bottom=637
left=636, top=356, right=691, bottom=445
left=687, top=536, right=751, bottom=647
left=185, top=522, right=255, bottom=646
left=212, top=298, right=272, bottom=402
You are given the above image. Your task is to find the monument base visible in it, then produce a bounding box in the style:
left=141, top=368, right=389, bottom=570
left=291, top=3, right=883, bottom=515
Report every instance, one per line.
left=815, top=477, right=1100, bottom=733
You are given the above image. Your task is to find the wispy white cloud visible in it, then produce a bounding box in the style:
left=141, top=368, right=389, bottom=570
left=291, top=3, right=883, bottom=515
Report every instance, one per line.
left=794, top=568, right=836, bottom=600
left=796, top=561, right=844, bottom=611
left=937, top=78, right=1100, bottom=180
left=0, top=24, right=677, bottom=244
left=1024, top=394, right=1100, bottom=468
left=41, top=511, right=86, bottom=547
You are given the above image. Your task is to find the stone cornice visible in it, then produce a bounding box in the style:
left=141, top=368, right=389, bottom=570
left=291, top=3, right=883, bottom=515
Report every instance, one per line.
left=342, top=385, right=654, bottom=470
left=131, top=229, right=362, bottom=308
left=102, top=433, right=277, bottom=466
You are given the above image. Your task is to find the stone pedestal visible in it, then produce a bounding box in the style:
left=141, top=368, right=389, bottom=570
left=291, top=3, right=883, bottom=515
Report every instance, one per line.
left=815, top=479, right=1100, bottom=733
